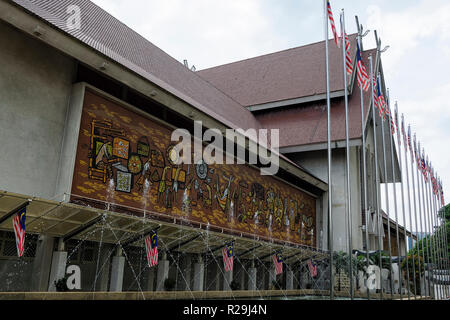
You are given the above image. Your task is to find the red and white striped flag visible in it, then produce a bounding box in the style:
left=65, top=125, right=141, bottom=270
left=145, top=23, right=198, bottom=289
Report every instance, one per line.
left=344, top=33, right=353, bottom=75
left=307, top=259, right=318, bottom=278
left=13, top=207, right=26, bottom=257
left=356, top=42, right=370, bottom=91
left=327, top=1, right=340, bottom=48
left=273, top=253, right=283, bottom=275
left=222, top=243, right=234, bottom=272
left=145, top=231, right=158, bottom=267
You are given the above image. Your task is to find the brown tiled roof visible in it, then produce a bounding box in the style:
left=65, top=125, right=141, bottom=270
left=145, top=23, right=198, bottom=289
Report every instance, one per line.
left=254, top=50, right=376, bottom=148
left=11, top=0, right=261, bottom=132
left=198, top=34, right=358, bottom=107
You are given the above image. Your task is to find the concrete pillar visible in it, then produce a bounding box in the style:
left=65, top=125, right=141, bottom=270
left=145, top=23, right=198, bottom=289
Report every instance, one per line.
left=239, top=264, right=245, bottom=290
left=146, top=267, right=156, bottom=291
left=31, top=235, right=55, bottom=292
left=182, top=254, right=192, bottom=291
left=156, top=252, right=169, bottom=291
left=109, top=247, right=125, bottom=292
left=248, top=260, right=257, bottom=291
left=193, top=255, right=204, bottom=291
left=223, top=269, right=233, bottom=291
left=269, top=268, right=277, bottom=289
left=48, top=239, right=67, bottom=292
left=97, top=244, right=112, bottom=291
left=286, top=269, right=294, bottom=290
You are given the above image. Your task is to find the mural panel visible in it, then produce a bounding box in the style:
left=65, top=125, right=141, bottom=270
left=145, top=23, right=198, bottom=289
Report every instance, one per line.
left=71, top=89, right=317, bottom=246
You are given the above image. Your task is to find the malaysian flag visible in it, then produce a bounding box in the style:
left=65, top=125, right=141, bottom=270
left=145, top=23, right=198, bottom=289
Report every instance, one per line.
left=273, top=252, right=283, bottom=275
left=401, top=114, right=407, bottom=150
left=407, top=124, right=412, bottom=154
left=372, top=76, right=381, bottom=117
left=395, top=104, right=401, bottom=145
left=145, top=231, right=158, bottom=267
left=307, top=259, right=318, bottom=278
left=356, top=42, right=370, bottom=91
left=376, top=76, right=386, bottom=121
left=327, top=1, right=340, bottom=48
left=345, top=33, right=353, bottom=75
left=439, top=179, right=445, bottom=206
left=13, top=206, right=27, bottom=257
left=222, top=242, right=234, bottom=272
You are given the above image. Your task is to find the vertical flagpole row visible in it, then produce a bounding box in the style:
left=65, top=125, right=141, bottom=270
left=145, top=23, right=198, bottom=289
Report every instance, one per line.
left=423, top=162, right=436, bottom=298
left=429, top=174, right=441, bottom=299
left=387, top=100, right=402, bottom=299
left=404, top=126, right=417, bottom=299
left=432, top=177, right=445, bottom=299
left=425, top=167, right=438, bottom=298
left=420, top=164, right=432, bottom=297
left=416, top=144, right=431, bottom=296
left=368, top=55, right=383, bottom=300
left=324, top=0, right=334, bottom=300
left=409, top=139, right=423, bottom=296
left=340, top=9, right=353, bottom=300
left=381, top=87, right=394, bottom=298
left=397, top=111, right=411, bottom=300
left=356, top=26, right=371, bottom=300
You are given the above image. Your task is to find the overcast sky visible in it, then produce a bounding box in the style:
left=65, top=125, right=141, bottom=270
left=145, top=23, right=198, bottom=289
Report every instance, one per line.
left=90, top=0, right=450, bottom=232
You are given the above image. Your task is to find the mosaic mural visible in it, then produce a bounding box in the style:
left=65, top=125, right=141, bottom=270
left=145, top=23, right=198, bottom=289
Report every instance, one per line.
left=71, top=89, right=317, bottom=246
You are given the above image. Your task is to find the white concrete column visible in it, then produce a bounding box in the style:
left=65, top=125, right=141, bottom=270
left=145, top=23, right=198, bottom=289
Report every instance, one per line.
left=156, top=252, right=169, bottom=291
left=286, top=269, right=294, bottom=290
left=31, top=235, right=55, bottom=292
left=182, top=254, right=192, bottom=291
left=223, top=269, right=233, bottom=291
left=269, top=268, right=277, bottom=289
left=109, top=255, right=125, bottom=292
left=248, top=261, right=257, bottom=291
left=146, top=267, right=156, bottom=291
left=48, top=239, right=67, bottom=292
left=193, top=255, right=204, bottom=291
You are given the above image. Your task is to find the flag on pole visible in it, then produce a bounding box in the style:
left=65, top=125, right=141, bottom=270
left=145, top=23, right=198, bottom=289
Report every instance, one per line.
left=407, top=124, right=412, bottom=155
left=344, top=33, right=353, bottom=75
left=327, top=1, right=340, bottom=48
left=273, top=252, right=283, bottom=275
left=401, top=114, right=407, bottom=150
left=222, top=242, right=234, bottom=272
left=395, top=104, right=401, bottom=146
left=376, top=76, right=386, bottom=120
left=13, top=206, right=26, bottom=257
left=145, top=230, right=158, bottom=267
left=356, top=42, right=370, bottom=91
left=307, top=259, right=318, bottom=278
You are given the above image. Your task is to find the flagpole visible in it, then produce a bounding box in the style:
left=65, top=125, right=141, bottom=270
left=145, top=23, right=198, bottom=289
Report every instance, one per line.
left=427, top=167, right=440, bottom=299
left=356, top=18, right=371, bottom=300
left=404, top=124, right=417, bottom=299
left=439, top=177, right=450, bottom=298
left=340, top=9, right=353, bottom=300
left=436, top=175, right=448, bottom=299
left=397, top=110, right=411, bottom=300
left=380, top=84, right=394, bottom=298
left=417, top=141, right=432, bottom=297
left=386, top=99, right=402, bottom=299
left=423, top=154, right=436, bottom=298
left=419, top=153, right=433, bottom=297
left=431, top=170, right=445, bottom=299
left=409, top=132, right=423, bottom=296
left=424, top=155, right=438, bottom=298
left=368, top=55, right=383, bottom=300
left=324, top=0, right=334, bottom=300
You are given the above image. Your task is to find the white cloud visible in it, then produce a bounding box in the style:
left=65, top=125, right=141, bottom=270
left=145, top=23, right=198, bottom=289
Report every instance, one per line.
left=90, top=0, right=290, bottom=69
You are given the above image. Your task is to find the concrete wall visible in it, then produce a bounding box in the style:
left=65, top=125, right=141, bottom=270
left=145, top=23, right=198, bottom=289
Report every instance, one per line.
left=288, top=147, right=363, bottom=252
left=0, top=21, right=75, bottom=200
